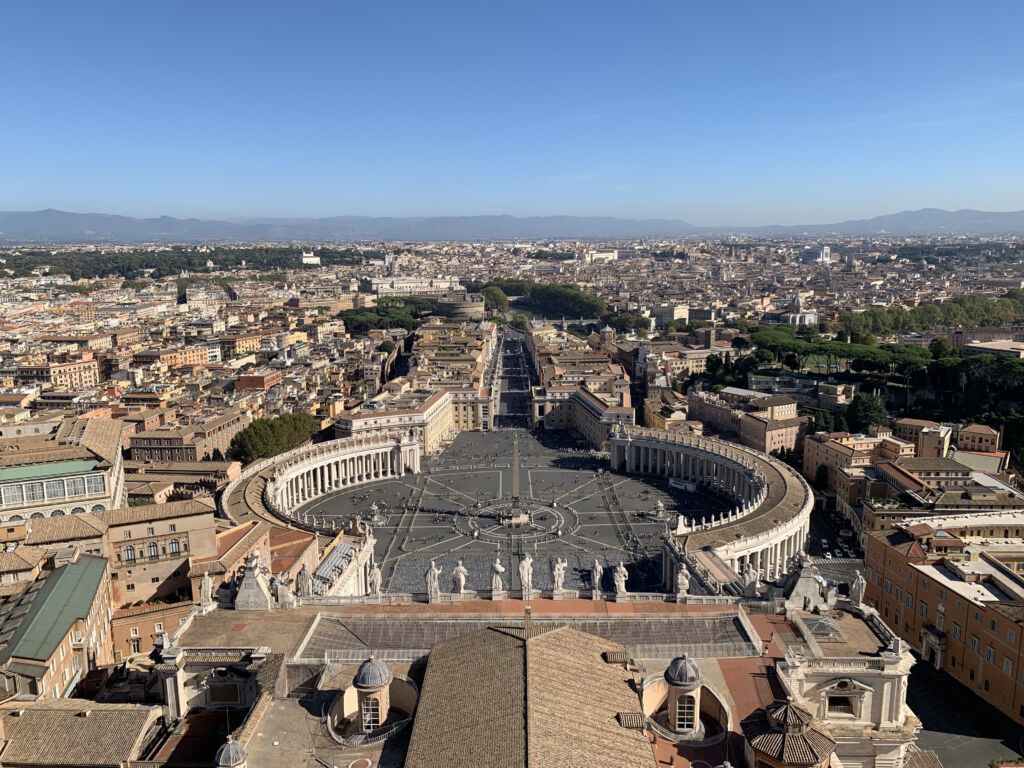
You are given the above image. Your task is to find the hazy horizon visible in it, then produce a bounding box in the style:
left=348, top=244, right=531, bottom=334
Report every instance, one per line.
left=3, top=1, right=1023, bottom=224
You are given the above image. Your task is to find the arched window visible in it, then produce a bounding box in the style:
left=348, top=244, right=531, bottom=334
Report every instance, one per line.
left=675, top=695, right=695, bottom=731
left=147, top=542, right=158, bottom=558
left=30, top=512, right=44, bottom=519
left=7, top=515, right=24, bottom=522
left=169, top=538, right=180, bottom=554
left=91, top=504, right=105, bottom=512
left=361, top=696, right=380, bottom=732
left=124, top=545, right=135, bottom=562
left=51, top=510, right=65, bottom=516
left=71, top=507, right=85, bottom=515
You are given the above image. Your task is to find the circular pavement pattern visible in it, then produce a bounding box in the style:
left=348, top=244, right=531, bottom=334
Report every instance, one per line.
left=296, top=428, right=730, bottom=595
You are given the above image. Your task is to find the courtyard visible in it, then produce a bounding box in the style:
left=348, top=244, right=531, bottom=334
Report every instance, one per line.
left=296, top=428, right=731, bottom=595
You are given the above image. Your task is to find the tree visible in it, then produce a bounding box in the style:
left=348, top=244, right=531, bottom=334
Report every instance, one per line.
left=705, top=354, right=723, bottom=378
left=379, top=340, right=396, bottom=354
left=928, top=337, right=957, bottom=359
left=731, top=336, right=751, bottom=350
left=511, top=314, right=528, bottom=330
left=851, top=331, right=878, bottom=347
left=846, top=393, right=890, bottom=433
left=481, top=285, right=509, bottom=312
left=228, top=412, right=318, bottom=464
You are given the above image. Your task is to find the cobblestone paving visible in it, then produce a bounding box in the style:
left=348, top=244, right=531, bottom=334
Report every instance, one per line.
left=296, top=429, right=730, bottom=594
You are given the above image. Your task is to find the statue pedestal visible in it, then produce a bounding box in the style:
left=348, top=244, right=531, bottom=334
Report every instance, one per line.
left=450, top=592, right=464, bottom=603
left=614, top=591, right=630, bottom=603
left=591, top=590, right=604, bottom=601
left=427, top=592, right=441, bottom=604
left=491, top=589, right=506, bottom=601
left=365, top=595, right=382, bottom=605
left=551, top=589, right=564, bottom=601
left=521, top=588, right=535, bottom=601
left=675, top=593, right=687, bottom=604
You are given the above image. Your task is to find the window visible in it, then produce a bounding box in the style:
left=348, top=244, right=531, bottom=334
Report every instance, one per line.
left=147, top=527, right=154, bottom=536
left=129, top=639, right=141, bottom=655
left=885, top=580, right=892, bottom=594
left=674, top=694, right=696, bottom=730
left=951, top=623, right=962, bottom=640
left=1010, top=630, right=1017, bottom=644
left=65, top=478, right=85, bottom=496
left=919, top=600, right=928, bottom=618
left=126, top=583, right=135, bottom=592
left=938, top=589, right=946, bottom=600
left=361, top=697, right=380, bottom=732
left=985, top=645, right=996, bottom=664
left=155, top=623, right=163, bottom=632
left=1004, top=657, right=1014, bottom=676
left=905, top=593, right=912, bottom=607
left=169, top=524, right=176, bottom=533
left=24, top=483, right=44, bottom=502
left=970, top=635, right=980, bottom=653
left=936, top=612, right=944, bottom=632
left=147, top=542, right=158, bottom=558
left=989, top=618, right=999, bottom=633
left=124, top=531, right=132, bottom=540
left=45, top=480, right=65, bottom=499
left=124, top=545, right=135, bottom=562
left=169, top=538, right=180, bottom=554
left=85, top=475, right=105, bottom=494
left=130, top=627, right=139, bottom=637
left=828, top=696, right=855, bottom=715
left=974, top=611, right=982, bottom=622
left=894, top=587, right=902, bottom=601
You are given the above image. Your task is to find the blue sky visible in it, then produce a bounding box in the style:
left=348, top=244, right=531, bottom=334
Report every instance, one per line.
left=2, top=1, right=1023, bottom=225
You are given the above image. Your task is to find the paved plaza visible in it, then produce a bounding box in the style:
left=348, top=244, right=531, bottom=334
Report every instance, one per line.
left=297, top=428, right=731, bottom=594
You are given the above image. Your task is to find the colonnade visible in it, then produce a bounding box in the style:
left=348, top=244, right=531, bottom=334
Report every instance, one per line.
left=613, top=426, right=812, bottom=585
left=266, top=436, right=421, bottom=516
left=611, top=430, right=765, bottom=514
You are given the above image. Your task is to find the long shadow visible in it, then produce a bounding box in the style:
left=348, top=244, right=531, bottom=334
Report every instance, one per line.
left=908, top=656, right=1024, bottom=751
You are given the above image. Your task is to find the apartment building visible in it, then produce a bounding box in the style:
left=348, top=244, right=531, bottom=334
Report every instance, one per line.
left=0, top=417, right=126, bottom=524
left=0, top=554, right=114, bottom=700
left=17, top=357, right=100, bottom=389
left=128, top=408, right=251, bottom=461
left=865, top=512, right=1024, bottom=725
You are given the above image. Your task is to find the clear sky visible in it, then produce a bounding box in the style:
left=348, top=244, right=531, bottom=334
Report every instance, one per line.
left=2, top=1, right=1023, bottom=225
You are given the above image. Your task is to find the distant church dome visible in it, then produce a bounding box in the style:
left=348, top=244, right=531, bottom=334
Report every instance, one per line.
left=215, top=736, right=246, bottom=768
left=665, top=654, right=702, bottom=691
left=353, top=655, right=392, bottom=690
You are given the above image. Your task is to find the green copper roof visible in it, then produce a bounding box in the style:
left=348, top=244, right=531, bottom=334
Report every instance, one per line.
left=0, top=555, right=107, bottom=667
left=0, top=459, right=100, bottom=484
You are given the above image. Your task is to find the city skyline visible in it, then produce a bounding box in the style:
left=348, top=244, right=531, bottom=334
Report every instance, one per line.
left=3, top=1, right=1023, bottom=223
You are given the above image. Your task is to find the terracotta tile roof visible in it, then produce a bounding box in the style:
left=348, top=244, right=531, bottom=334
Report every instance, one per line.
left=0, top=698, right=161, bottom=767
left=905, top=750, right=945, bottom=768
left=0, top=546, right=47, bottom=574
left=25, top=514, right=108, bottom=545
left=405, top=625, right=651, bottom=768
left=95, top=497, right=216, bottom=527
left=742, top=699, right=836, bottom=766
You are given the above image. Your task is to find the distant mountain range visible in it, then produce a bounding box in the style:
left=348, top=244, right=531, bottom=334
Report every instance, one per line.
left=2, top=207, right=1024, bottom=242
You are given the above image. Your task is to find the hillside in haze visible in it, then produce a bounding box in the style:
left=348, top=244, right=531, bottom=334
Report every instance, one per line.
left=2, top=208, right=1024, bottom=242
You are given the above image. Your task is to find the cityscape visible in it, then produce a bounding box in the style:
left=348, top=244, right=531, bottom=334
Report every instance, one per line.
left=3, top=3, right=1024, bottom=768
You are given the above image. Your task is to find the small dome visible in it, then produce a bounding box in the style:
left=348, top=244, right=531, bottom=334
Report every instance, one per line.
left=215, top=736, right=246, bottom=767
left=353, top=655, right=392, bottom=690
left=665, top=654, right=702, bottom=690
